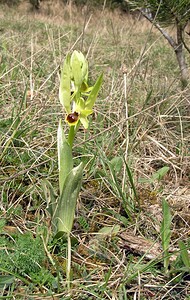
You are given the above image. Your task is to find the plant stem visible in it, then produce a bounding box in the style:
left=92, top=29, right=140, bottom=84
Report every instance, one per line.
left=68, top=126, right=75, bottom=147
left=67, top=232, right=71, bottom=291
left=67, top=121, right=81, bottom=147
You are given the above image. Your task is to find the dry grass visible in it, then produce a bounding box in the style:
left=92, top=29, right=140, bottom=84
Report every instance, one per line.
left=0, top=1, right=190, bottom=299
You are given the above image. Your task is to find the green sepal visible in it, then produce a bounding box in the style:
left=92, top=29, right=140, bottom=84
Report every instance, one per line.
left=59, top=54, right=71, bottom=114
left=70, top=51, right=88, bottom=88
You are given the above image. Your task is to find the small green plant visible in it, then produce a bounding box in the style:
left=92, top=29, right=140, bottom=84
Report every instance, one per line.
left=160, top=198, right=172, bottom=273
left=139, top=166, right=170, bottom=184
left=96, top=152, right=139, bottom=219
left=169, top=240, right=190, bottom=284
left=178, top=240, right=190, bottom=269
left=0, top=232, right=50, bottom=289
left=45, top=50, right=102, bottom=288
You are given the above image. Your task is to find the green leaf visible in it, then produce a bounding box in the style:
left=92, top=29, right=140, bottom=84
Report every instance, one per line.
left=124, top=162, right=139, bottom=206
left=138, top=177, right=151, bottom=183
left=161, top=198, right=172, bottom=272
left=41, top=179, right=57, bottom=218
left=178, top=241, right=190, bottom=268
left=59, top=54, right=71, bottom=114
left=110, top=156, right=123, bottom=173
left=85, top=73, right=103, bottom=110
left=57, top=120, right=73, bottom=194
left=0, top=267, right=30, bottom=285
left=97, top=225, right=120, bottom=237
left=151, top=166, right=169, bottom=181
left=138, top=166, right=170, bottom=183
left=55, top=162, right=84, bottom=234
left=0, top=275, right=15, bottom=289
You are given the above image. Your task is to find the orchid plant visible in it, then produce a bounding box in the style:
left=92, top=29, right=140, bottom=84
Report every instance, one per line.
left=45, top=50, right=102, bottom=287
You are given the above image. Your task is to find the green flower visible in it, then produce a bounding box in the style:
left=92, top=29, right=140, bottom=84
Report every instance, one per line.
left=65, top=97, right=93, bottom=129
left=59, top=50, right=103, bottom=129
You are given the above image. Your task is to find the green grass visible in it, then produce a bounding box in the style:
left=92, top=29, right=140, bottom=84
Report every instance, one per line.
left=0, top=1, right=190, bottom=299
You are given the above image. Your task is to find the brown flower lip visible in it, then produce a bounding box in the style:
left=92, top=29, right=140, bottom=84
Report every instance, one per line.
left=66, top=112, right=79, bottom=123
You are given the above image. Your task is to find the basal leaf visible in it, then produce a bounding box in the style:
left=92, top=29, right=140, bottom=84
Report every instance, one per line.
left=55, top=162, right=84, bottom=234
left=98, top=225, right=120, bottom=236
left=178, top=240, right=190, bottom=268
left=152, top=166, right=170, bottom=181
left=41, top=179, right=57, bottom=218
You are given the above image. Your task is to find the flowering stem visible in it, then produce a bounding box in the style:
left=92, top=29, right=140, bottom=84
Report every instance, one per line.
left=67, top=120, right=81, bottom=147
left=67, top=232, right=71, bottom=291
left=68, top=126, right=75, bottom=147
